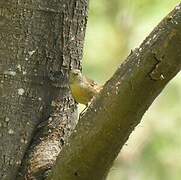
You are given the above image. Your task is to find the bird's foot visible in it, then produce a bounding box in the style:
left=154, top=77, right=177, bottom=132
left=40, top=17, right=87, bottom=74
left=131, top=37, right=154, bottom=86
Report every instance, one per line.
left=79, top=104, right=88, bottom=118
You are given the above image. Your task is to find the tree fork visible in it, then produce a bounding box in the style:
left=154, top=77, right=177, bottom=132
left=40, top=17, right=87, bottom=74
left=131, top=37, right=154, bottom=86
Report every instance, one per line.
left=48, top=4, right=181, bottom=180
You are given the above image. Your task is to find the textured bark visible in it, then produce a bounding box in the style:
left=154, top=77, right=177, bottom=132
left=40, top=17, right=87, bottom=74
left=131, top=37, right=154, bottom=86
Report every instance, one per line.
left=0, top=0, right=88, bottom=179
left=48, top=4, right=181, bottom=180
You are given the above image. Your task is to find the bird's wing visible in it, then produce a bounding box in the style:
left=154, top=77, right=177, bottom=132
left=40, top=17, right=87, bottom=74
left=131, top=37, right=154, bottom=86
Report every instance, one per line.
left=84, top=76, right=102, bottom=93
left=86, top=77, right=97, bottom=87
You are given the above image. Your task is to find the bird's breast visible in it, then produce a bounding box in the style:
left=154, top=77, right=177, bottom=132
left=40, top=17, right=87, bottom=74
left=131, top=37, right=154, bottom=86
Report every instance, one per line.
left=70, top=83, right=94, bottom=105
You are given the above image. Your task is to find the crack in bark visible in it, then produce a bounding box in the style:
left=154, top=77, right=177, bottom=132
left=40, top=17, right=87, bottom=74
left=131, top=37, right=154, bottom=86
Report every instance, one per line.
left=149, top=52, right=165, bottom=81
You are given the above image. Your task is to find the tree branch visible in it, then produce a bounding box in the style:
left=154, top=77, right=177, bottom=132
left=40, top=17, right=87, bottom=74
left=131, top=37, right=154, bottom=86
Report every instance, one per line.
left=48, top=4, right=181, bottom=180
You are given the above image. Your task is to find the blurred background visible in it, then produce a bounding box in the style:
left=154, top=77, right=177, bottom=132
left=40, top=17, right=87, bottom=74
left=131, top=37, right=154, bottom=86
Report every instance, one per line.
left=81, top=0, right=181, bottom=180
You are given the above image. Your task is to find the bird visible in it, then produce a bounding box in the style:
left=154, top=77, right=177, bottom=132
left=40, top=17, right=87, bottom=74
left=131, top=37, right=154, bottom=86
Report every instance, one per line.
left=69, top=69, right=102, bottom=112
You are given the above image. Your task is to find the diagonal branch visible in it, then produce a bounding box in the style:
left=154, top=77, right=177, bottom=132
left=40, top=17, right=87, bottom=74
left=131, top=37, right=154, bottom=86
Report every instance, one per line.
left=48, top=4, right=181, bottom=180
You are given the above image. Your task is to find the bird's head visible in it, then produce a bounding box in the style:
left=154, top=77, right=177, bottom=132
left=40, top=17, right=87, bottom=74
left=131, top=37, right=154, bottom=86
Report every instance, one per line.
left=69, top=69, right=82, bottom=84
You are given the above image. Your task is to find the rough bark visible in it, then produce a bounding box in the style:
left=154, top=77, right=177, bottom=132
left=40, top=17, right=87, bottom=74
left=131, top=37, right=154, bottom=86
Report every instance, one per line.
left=0, top=0, right=88, bottom=179
left=48, top=4, right=181, bottom=180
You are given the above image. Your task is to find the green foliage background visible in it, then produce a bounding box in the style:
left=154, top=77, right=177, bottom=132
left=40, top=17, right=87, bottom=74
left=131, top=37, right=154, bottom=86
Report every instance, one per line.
left=82, top=1, right=181, bottom=180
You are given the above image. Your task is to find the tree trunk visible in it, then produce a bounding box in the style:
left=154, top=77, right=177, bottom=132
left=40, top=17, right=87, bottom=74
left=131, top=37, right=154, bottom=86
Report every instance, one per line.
left=0, top=0, right=88, bottom=179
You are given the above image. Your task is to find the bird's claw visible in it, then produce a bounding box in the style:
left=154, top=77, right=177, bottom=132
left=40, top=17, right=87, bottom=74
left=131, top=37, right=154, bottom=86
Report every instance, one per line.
left=79, top=104, right=88, bottom=118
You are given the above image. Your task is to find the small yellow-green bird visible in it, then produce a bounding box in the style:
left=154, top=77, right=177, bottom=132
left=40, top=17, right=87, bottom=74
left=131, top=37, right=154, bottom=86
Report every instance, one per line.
left=69, top=69, right=102, bottom=106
